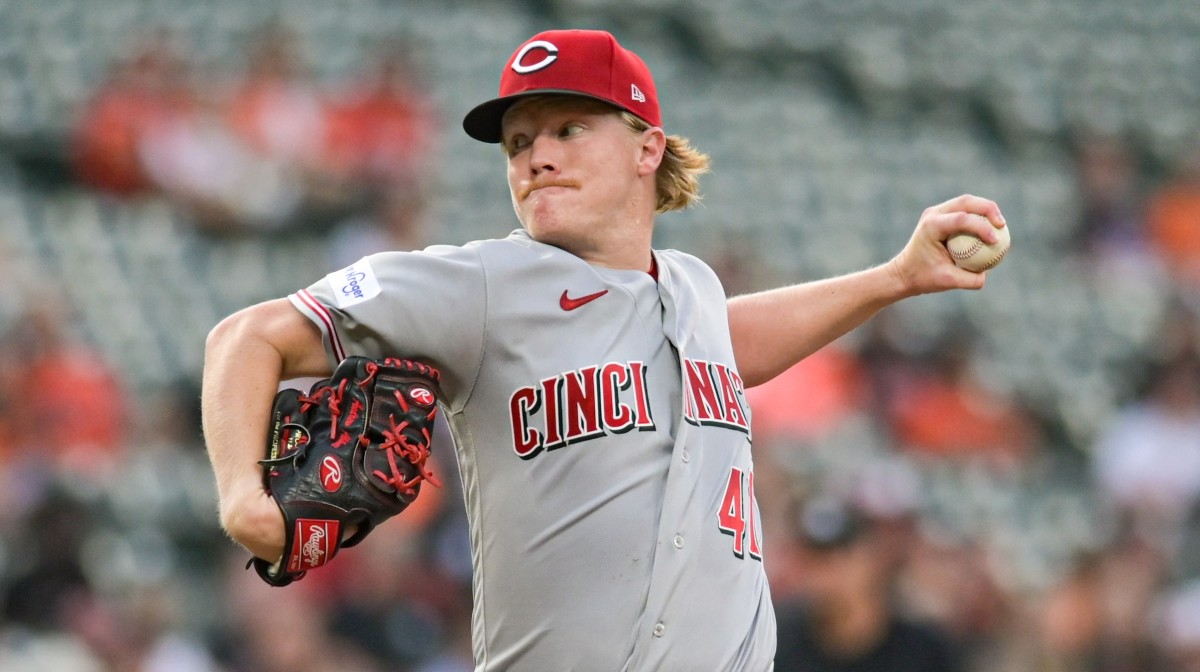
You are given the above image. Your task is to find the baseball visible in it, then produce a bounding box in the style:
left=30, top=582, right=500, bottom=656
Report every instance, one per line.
left=946, top=218, right=1011, bottom=272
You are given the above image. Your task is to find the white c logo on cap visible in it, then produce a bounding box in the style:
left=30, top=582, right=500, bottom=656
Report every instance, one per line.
left=512, top=40, right=559, bottom=74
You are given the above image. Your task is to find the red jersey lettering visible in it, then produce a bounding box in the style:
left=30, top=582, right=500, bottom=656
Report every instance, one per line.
left=601, top=362, right=634, bottom=431
left=541, top=375, right=565, bottom=450
left=717, top=467, right=763, bottom=561
left=510, top=361, right=655, bottom=458
left=564, top=366, right=603, bottom=444
left=683, top=359, right=751, bottom=435
left=629, top=361, right=655, bottom=430
left=510, top=386, right=543, bottom=459
left=684, top=359, right=722, bottom=422
left=717, top=365, right=747, bottom=430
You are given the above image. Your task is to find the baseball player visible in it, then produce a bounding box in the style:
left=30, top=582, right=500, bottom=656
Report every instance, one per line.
left=202, top=29, right=1006, bottom=671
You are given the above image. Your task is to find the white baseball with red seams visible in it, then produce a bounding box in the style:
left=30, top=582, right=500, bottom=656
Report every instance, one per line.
left=946, top=216, right=1011, bottom=272
left=288, top=229, right=776, bottom=671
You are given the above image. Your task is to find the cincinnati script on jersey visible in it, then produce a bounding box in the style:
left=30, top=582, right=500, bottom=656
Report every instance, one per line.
left=508, top=358, right=751, bottom=459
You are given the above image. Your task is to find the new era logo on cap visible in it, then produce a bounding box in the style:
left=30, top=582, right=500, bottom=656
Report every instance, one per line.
left=463, top=29, right=661, bottom=143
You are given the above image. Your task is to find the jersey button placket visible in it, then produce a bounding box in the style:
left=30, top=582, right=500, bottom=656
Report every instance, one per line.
left=653, top=622, right=666, bottom=637
left=672, top=534, right=684, bottom=549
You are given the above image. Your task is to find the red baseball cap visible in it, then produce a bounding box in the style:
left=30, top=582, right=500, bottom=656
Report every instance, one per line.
left=462, top=29, right=661, bottom=143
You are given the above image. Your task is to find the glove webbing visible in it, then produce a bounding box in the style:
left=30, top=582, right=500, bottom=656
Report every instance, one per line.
left=377, top=389, right=441, bottom=495
left=365, top=358, right=442, bottom=495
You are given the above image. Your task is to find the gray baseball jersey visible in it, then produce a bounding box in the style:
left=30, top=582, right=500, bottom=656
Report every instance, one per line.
left=289, top=229, right=775, bottom=671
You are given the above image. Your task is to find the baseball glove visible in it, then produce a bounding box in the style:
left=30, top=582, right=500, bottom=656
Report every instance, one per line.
left=250, top=356, right=442, bottom=587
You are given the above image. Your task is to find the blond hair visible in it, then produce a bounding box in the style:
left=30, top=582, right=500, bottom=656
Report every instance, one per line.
left=620, top=112, right=710, bottom=214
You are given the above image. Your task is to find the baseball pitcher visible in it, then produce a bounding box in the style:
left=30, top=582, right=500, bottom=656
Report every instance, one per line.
left=202, top=29, right=1007, bottom=671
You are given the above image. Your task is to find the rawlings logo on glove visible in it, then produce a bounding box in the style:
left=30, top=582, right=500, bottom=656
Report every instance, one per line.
left=250, top=356, right=442, bottom=586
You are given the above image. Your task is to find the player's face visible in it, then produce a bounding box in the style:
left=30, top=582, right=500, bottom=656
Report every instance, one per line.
left=502, top=97, right=652, bottom=256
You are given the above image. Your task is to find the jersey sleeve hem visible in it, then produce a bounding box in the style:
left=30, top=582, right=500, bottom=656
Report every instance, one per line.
left=289, top=289, right=347, bottom=364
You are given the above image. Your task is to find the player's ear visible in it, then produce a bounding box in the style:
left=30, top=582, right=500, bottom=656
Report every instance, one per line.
left=635, top=126, right=666, bottom=177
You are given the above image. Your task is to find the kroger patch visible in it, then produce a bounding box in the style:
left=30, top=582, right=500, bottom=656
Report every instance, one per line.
left=327, top=259, right=381, bottom=308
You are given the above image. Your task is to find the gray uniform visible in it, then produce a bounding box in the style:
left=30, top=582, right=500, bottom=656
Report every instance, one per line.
left=289, top=229, right=775, bottom=671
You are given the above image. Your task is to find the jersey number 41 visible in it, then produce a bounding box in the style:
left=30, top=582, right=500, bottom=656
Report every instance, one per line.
left=717, top=467, right=762, bottom=561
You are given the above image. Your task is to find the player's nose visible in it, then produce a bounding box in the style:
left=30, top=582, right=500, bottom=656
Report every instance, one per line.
left=527, top=134, right=561, bottom=176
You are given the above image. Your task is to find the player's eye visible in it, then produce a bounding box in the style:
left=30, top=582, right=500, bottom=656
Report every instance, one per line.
left=505, top=135, right=531, bottom=155
left=559, top=123, right=584, bottom=138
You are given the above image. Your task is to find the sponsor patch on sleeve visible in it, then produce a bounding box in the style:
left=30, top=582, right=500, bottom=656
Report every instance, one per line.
left=327, top=259, right=381, bottom=308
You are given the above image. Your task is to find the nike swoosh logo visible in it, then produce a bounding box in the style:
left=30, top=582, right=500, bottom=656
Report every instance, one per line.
left=560, top=289, right=609, bottom=311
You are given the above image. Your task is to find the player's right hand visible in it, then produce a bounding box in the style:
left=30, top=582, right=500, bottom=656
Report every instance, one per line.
left=887, top=193, right=1006, bottom=295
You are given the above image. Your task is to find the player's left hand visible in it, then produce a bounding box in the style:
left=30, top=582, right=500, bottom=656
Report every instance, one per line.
left=885, top=193, right=1006, bottom=295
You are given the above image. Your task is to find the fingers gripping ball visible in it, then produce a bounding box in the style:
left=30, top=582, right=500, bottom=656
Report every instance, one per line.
left=252, top=356, right=442, bottom=587
left=946, top=218, right=1011, bottom=273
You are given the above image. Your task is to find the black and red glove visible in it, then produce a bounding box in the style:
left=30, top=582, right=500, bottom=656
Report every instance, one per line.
left=251, top=356, right=442, bottom=586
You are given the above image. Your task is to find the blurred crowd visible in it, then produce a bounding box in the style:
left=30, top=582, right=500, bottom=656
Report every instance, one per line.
left=1, top=18, right=1200, bottom=672
left=753, top=130, right=1200, bottom=672
left=70, top=24, right=438, bottom=251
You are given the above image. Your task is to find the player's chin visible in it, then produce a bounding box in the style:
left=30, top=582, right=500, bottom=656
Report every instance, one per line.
left=522, top=210, right=572, bottom=246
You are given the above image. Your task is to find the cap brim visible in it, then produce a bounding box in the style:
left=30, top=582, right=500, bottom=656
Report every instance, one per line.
left=462, top=90, right=635, bottom=144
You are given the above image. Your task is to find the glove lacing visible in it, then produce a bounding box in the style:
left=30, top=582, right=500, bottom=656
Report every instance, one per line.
left=297, top=378, right=364, bottom=449
left=359, top=360, right=442, bottom=496
left=375, top=388, right=441, bottom=496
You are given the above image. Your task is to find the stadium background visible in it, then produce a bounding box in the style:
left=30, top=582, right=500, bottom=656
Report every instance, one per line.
left=0, top=0, right=1199, bottom=669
